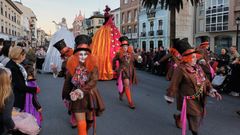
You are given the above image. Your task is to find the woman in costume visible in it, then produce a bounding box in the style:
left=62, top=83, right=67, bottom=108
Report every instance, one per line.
left=113, top=36, right=141, bottom=109
left=164, top=38, right=222, bottom=135
left=62, top=35, right=105, bottom=135
left=91, top=5, right=121, bottom=80
left=42, top=18, right=74, bottom=73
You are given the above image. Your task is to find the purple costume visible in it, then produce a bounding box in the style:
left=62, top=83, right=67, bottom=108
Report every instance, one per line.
left=24, top=80, right=41, bottom=126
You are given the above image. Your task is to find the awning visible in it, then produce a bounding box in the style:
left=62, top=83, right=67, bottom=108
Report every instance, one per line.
left=0, top=33, right=10, bottom=40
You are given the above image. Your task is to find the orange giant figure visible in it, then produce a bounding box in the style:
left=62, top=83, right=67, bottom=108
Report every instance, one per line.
left=91, top=5, right=121, bottom=80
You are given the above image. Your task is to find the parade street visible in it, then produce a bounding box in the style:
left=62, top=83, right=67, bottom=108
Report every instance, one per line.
left=37, top=70, right=240, bottom=135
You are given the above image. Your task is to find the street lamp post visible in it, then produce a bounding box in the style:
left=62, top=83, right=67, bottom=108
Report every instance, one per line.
left=236, top=17, right=240, bottom=52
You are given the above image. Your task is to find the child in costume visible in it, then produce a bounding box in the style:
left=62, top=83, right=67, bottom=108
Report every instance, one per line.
left=24, top=65, right=42, bottom=126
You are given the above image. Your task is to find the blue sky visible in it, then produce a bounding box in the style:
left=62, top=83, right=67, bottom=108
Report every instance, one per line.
left=20, top=0, right=120, bottom=34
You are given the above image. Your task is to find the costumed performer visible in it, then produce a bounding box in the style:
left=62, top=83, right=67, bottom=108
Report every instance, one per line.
left=112, top=36, right=142, bottom=109
left=196, top=41, right=215, bottom=81
left=62, top=35, right=105, bottom=135
left=164, top=38, right=222, bottom=135
left=53, top=39, right=76, bottom=127
left=53, top=39, right=74, bottom=78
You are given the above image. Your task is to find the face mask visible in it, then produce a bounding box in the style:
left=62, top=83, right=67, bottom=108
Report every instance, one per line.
left=122, top=45, right=128, bottom=52
left=191, top=54, right=197, bottom=66
left=79, top=50, right=88, bottom=63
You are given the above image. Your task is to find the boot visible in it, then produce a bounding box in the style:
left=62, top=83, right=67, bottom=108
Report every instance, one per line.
left=77, top=120, right=87, bottom=135
left=119, top=92, right=123, bottom=101
left=236, top=110, right=240, bottom=116
left=173, top=114, right=182, bottom=129
left=191, top=131, right=198, bottom=135
left=71, top=114, right=77, bottom=128
left=125, top=87, right=135, bottom=109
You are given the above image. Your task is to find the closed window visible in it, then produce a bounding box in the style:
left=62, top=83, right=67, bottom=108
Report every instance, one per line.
left=142, top=23, right=146, bottom=32
left=122, top=13, right=125, bottom=24
left=150, top=21, right=154, bottom=31
left=128, top=11, right=131, bottom=23
left=158, top=20, right=163, bottom=30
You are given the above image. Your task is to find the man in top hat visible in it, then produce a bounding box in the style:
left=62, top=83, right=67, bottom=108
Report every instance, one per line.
left=113, top=36, right=142, bottom=109
left=165, top=38, right=222, bottom=135
left=53, top=39, right=74, bottom=77
left=196, top=41, right=214, bottom=81
left=63, top=34, right=105, bottom=133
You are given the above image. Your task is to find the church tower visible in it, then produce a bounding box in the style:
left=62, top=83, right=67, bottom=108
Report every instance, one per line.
left=72, top=10, right=86, bottom=37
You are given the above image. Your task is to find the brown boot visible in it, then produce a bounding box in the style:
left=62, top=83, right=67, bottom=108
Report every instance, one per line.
left=119, top=92, right=123, bottom=101
left=173, top=114, right=182, bottom=129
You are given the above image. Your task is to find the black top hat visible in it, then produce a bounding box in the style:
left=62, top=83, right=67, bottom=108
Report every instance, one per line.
left=73, top=44, right=91, bottom=54
left=53, top=39, right=67, bottom=53
left=174, top=38, right=195, bottom=56
left=119, top=36, right=129, bottom=46
left=0, top=38, right=4, bottom=43
left=75, top=35, right=92, bottom=49
left=171, top=38, right=180, bottom=48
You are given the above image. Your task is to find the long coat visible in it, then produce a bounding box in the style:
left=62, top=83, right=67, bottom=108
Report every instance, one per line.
left=166, top=63, right=212, bottom=116
left=112, top=52, right=137, bottom=84
left=62, top=66, right=105, bottom=118
left=5, top=60, right=37, bottom=110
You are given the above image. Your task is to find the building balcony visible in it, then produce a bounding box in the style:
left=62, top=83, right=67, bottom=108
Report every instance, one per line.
left=148, top=31, right=154, bottom=36
left=141, top=32, right=146, bottom=37
left=88, top=32, right=94, bottom=37
left=157, top=30, right=163, bottom=35
left=147, top=9, right=156, bottom=19
left=125, top=33, right=138, bottom=39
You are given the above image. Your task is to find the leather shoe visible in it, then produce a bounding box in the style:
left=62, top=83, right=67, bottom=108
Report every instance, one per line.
left=129, top=102, right=135, bottom=109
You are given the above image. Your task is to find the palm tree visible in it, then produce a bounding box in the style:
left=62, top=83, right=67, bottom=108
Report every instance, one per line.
left=142, top=0, right=201, bottom=46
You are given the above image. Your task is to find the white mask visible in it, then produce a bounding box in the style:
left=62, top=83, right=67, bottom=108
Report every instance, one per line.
left=79, top=50, right=88, bottom=63
left=191, top=53, right=197, bottom=66
left=122, top=45, right=128, bottom=52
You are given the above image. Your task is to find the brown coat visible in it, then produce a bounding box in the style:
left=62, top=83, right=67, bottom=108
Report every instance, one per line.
left=166, top=63, right=212, bottom=116
left=113, top=52, right=137, bottom=84
left=62, top=66, right=105, bottom=117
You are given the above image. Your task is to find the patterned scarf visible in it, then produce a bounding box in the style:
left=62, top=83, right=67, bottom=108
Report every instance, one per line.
left=17, top=63, right=28, bottom=85
left=71, top=66, right=89, bottom=89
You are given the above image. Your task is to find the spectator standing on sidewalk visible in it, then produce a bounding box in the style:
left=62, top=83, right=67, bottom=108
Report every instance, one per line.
left=35, top=47, right=46, bottom=73
left=229, top=46, right=239, bottom=64
left=0, top=66, right=15, bottom=134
